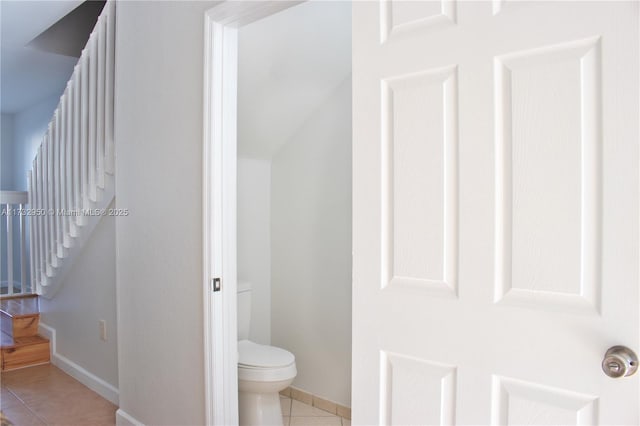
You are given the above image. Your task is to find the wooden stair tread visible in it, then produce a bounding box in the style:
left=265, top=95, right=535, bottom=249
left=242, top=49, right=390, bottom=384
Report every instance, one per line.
left=0, top=295, right=39, bottom=318
left=1, top=332, right=50, bottom=371
left=0, top=296, right=48, bottom=371
left=1, top=333, right=49, bottom=349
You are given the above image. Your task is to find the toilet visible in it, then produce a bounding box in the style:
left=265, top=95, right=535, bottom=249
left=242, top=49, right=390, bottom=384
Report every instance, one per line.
left=238, top=282, right=297, bottom=426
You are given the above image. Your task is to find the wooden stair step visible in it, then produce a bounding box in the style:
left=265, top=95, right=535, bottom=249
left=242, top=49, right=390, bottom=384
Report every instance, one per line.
left=0, top=295, right=39, bottom=317
left=1, top=333, right=47, bottom=349
left=0, top=295, right=40, bottom=339
left=1, top=333, right=50, bottom=371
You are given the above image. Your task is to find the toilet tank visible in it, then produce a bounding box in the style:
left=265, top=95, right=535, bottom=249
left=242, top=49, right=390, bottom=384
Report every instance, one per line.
left=237, top=282, right=252, bottom=340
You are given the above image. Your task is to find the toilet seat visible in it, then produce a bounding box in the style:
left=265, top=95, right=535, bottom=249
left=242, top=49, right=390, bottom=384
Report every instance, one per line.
left=238, top=340, right=297, bottom=382
left=238, top=340, right=295, bottom=368
left=238, top=362, right=297, bottom=382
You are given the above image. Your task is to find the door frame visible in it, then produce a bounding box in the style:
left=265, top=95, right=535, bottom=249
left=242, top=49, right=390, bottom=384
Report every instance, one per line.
left=202, top=2, right=303, bottom=424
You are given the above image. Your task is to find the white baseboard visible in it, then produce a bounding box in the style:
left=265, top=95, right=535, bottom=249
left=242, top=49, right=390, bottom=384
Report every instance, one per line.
left=38, top=322, right=119, bottom=405
left=116, top=409, right=145, bottom=426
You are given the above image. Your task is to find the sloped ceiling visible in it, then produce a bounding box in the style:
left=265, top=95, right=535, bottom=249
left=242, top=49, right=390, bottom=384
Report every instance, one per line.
left=237, top=1, right=351, bottom=160
left=1, top=1, right=82, bottom=113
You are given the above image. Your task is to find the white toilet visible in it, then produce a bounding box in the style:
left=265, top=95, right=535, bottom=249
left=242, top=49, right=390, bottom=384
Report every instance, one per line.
left=238, top=283, right=297, bottom=426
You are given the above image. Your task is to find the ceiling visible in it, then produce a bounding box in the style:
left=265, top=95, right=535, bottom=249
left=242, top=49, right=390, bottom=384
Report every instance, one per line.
left=237, top=0, right=351, bottom=160
left=1, top=0, right=82, bottom=114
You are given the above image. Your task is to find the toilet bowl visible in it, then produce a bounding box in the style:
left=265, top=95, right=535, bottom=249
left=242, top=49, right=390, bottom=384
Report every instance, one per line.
left=238, top=283, right=297, bottom=426
left=238, top=340, right=296, bottom=425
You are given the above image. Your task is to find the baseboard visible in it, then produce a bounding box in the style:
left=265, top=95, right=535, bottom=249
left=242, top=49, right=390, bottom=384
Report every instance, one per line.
left=116, top=409, right=145, bottom=426
left=281, top=386, right=351, bottom=420
left=38, top=322, right=119, bottom=405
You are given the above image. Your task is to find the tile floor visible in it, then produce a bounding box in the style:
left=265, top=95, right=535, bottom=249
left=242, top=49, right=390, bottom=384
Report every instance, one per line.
left=1, top=364, right=117, bottom=425
left=281, top=396, right=351, bottom=426
left=1, top=364, right=350, bottom=426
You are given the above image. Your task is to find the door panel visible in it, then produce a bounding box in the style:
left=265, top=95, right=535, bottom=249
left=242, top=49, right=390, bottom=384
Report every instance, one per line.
left=495, top=37, right=602, bottom=314
left=382, top=352, right=457, bottom=425
left=352, top=1, right=639, bottom=424
left=492, top=377, right=598, bottom=426
left=382, top=66, right=458, bottom=297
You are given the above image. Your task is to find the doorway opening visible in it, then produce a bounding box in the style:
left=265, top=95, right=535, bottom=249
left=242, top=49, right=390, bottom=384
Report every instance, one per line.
left=203, top=2, right=352, bottom=424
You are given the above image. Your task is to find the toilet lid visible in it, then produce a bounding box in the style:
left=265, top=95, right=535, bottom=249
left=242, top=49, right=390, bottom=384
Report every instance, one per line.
left=238, top=340, right=295, bottom=368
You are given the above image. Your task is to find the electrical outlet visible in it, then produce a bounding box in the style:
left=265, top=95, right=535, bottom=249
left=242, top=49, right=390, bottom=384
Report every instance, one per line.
left=99, top=320, right=107, bottom=341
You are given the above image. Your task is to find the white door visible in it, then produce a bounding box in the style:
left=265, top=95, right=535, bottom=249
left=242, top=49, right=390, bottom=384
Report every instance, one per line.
left=352, top=1, right=638, bottom=425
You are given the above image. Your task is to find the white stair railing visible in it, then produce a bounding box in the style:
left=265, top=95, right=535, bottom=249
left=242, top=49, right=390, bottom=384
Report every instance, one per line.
left=1, top=191, right=30, bottom=296
left=29, top=1, right=116, bottom=298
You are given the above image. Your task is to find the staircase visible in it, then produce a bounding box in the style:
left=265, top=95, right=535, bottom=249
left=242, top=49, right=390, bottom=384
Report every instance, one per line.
left=1, top=0, right=115, bottom=376
left=0, top=295, right=50, bottom=371
left=29, top=0, right=116, bottom=299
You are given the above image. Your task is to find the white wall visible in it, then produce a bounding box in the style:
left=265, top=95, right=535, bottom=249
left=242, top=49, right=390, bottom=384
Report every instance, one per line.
left=271, top=78, right=352, bottom=407
left=12, top=94, right=60, bottom=191
left=1, top=113, right=15, bottom=190
left=237, top=1, right=352, bottom=160
left=39, top=203, right=118, bottom=389
left=238, top=158, right=271, bottom=345
left=1, top=113, right=15, bottom=284
left=114, top=1, right=218, bottom=424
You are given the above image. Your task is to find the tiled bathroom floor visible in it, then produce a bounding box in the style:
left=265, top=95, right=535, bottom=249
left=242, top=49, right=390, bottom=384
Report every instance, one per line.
left=281, top=396, right=351, bottom=426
